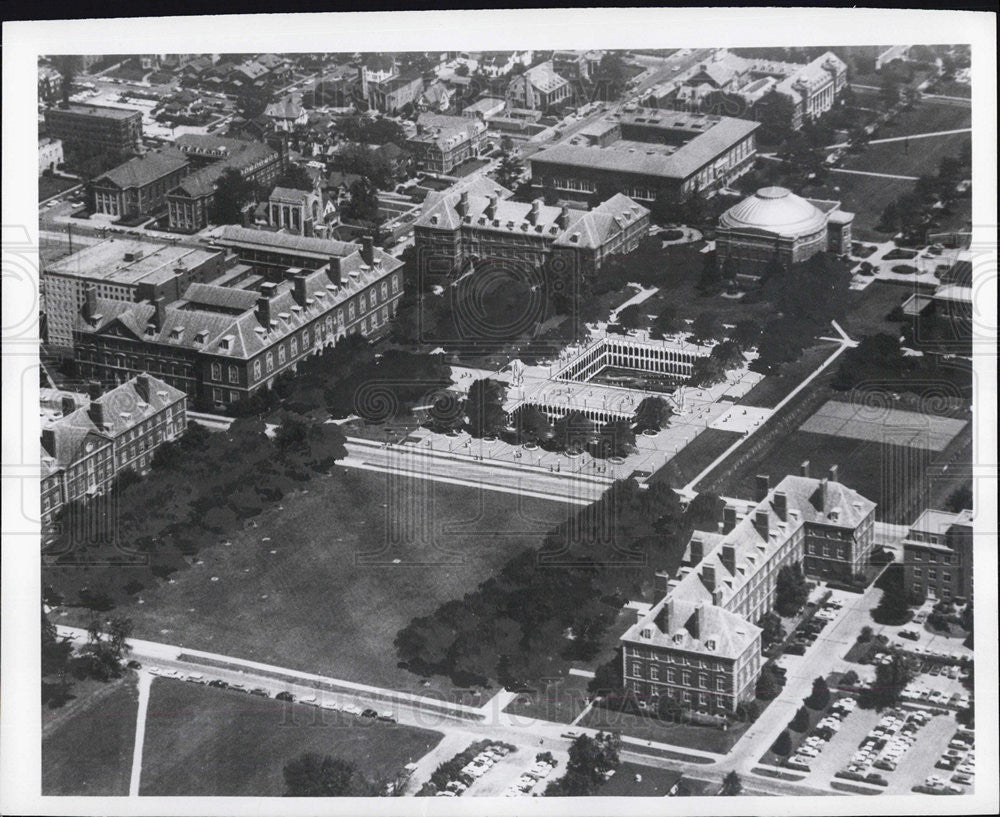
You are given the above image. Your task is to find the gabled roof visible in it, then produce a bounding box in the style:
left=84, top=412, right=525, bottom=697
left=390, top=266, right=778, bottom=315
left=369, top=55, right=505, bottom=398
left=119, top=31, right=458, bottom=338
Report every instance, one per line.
left=622, top=597, right=760, bottom=659
left=269, top=186, right=313, bottom=204
left=520, top=61, right=569, bottom=93
left=94, top=149, right=189, bottom=190
left=264, top=97, right=304, bottom=120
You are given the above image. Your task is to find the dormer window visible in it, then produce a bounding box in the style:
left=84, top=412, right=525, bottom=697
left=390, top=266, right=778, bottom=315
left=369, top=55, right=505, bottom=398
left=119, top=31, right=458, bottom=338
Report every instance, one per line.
left=705, top=639, right=716, bottom=651
left=641, top=628, right=651, bottom=639
left=145, top=323, right=156, bottom=337
left=673, top=633, right=683, bottom=643
left=169, top=326, right=184, bottom=340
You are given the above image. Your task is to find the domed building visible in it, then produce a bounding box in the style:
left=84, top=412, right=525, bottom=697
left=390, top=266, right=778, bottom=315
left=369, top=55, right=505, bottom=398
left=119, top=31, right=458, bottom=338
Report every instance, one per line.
left=715, top=186, right=854, bottom=279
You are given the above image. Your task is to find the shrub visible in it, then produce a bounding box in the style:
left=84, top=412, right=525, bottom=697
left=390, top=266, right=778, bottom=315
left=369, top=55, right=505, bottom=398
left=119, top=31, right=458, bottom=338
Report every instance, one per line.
left=892, top=264, right=918, bottom=274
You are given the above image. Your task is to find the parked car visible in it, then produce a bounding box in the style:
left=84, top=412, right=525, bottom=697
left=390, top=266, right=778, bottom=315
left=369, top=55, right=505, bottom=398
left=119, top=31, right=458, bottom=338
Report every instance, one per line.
left=249, top=687, right=270, bottom=697
left=208, top=679, right=229, bottom=689
left=275, top=691, right=295, bottom=702
left=900, top=629, right=920, bottom=640
left=126, top=659, right=142, bottom=670
left=361, top=708, right=378, bottom=719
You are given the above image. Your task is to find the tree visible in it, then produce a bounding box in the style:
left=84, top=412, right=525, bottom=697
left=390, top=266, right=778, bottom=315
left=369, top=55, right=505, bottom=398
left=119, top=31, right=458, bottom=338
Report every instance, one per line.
left=691, top=312, right=724, bottom=343
left=757, top=611, right=785, bottom=646
left=283, top=753, right=377, bottom=796
left=945, top=484, right=973, bottom=513
left=494, top=150, right=524, bottom=192
left=465, top=378, right=507, bottom=438
left=961, top=601, right=973, bottom=635
left=546, top=732, right=621, bottom=795
left=858, top=625, right=874, bottom=643
left=455, top=62, right=470, bottom=77
left=211, top=168, right=256, bottom=225
left=632, top=396, right=672, bottom=434
left=650, top=306, right=683, bottom=338
left=729, top=319, right=762, bottom=353
left=863, top=652, right=915, bottom=710
left=516, top=405, right=552, bottom=444
left=81, top=615, right=133, bottom=681
left=344, top=176, right=380, bottom=224
left=52, top=56, right=77, bottom=106
left=236, top=86, right=273, bottom=119
left=775, top=563, right=809, bottom=617
left=840, top=670, right=860, bottom=689
left=805, top=676, right=830, bottom=710
left=689, top=356, right=727, bottom=389
left=591, top=53, right=630, bottom=102
left=790, top=705, right=810, bottom=732
left=615, top=303, right=648, bottom=332
left=593, top=419, right=636, bottom=459
left=871, top=566, right=912, bottom=625
left=755, top=664, right=783, bottom=701
left=551, top=410, right=593, bottom=452
left=754, top=90, right=796, bottom=145
left=719, top=770, right=742, bottom=796
left=771, top=729, right=792, bottom=757
left=685, top=492, right=725, bottom=531
left=274, top=163, right=314, bottom=192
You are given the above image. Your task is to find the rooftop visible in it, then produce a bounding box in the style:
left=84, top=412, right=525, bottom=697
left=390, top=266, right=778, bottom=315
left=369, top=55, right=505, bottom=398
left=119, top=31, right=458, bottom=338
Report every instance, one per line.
left=46, top=238, right=222, bottom=286
left=93, top=149, right=189, bottom=190
left=719, top=187, right=831, bottom=237
left=531, top=112, right=759, bottom=181
left=46, top=102, right=141, bottom=120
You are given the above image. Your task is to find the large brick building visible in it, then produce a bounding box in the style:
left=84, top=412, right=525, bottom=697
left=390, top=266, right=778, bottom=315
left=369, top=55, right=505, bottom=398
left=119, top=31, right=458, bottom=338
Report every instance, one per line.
left=407, top=113, right=488, bottom=175
left=40, top=375, right=187, bottom=533
left=43, top=103, right=143, bottom=156
left=166, top=134, right=285, bottom=233
left=414, top=185, right=649, bottom=278
left=715, top=186, right=854, bottom=279
left=41, top=237, right=227, bottom=349
left=621, top=466, right=875, bottom=715
left=90, top=149, right=190, bottom=219
left=72, top=229, right=404, bottom=409
left=902, top=508, right=973, bottom=603
left=529, top=109, right=759, bottom=204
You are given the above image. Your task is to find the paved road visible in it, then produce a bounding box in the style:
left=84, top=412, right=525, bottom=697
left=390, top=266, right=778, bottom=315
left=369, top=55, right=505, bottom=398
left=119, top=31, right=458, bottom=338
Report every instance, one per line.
left=128, top=671, right=152, bottom=796
left=825, top=127, right=972, bottom=150
left=56, top=624, right=835, bottom=796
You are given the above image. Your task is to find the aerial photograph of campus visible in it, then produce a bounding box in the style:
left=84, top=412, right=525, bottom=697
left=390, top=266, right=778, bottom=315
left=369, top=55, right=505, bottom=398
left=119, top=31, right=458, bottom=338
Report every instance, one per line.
left=32, top=35, right=986, bottom=803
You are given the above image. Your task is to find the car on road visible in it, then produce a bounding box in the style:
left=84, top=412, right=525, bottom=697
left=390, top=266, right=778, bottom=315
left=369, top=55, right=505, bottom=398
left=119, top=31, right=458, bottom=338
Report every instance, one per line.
left=249, top=687, right=270, bottom=697
left=208, top=679, right=229, bottom=689
left=952, top=773, right=974, bottom=785
left=899, top=629, right=920, bottom=640
left=275, top=691, right=295, bottom=702
left=377, top=711, right=396, bottom=722
left=361, top=708, right=378, bottom=719
left=126, top=659, right=142, bottom=670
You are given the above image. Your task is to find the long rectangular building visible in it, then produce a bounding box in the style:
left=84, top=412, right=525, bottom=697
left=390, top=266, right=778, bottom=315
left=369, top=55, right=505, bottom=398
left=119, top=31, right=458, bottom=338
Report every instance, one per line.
left=42, top=237, right=227, bottom=349
left=529, top=109, right=759, bottom=204
left=621, top=465, right=875, bottom=715
left=71, top=230, right=405, bottom=409
left=43, top=103, right=143, bottom=156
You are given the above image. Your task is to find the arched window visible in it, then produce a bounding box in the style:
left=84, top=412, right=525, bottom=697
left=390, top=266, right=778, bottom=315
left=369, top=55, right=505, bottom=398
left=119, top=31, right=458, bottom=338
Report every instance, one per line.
left=228, top=365, right=239, bottom=384
left=253, top=360, right=262, bottom=381
left=211, top=362, right=222, bottom=380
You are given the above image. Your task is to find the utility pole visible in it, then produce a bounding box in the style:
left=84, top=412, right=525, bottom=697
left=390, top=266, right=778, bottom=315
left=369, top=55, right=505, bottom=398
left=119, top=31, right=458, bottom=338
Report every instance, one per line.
left=67, top=221, right=73, bottom=255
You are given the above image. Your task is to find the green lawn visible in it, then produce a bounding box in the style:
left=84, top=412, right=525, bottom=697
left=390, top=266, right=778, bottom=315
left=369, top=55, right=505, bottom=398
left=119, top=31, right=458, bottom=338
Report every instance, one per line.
left=578, top=705, right=741, bottom=756
left=503, top=673, right=593, bottom=725
left=140, top=678, right=442, bottom=795
left=39, top=175, right=79, bottom=202
left=42, top=675, right=139, bottom=795
left=874, top=101, right=970, bottom=140
left=109, top=468, right=571, bottom=698
left=843, top=133, right=971, bottom=179
left=599, top=762, right=682, bottom=796
left=841, top=282, right=913, bottom=338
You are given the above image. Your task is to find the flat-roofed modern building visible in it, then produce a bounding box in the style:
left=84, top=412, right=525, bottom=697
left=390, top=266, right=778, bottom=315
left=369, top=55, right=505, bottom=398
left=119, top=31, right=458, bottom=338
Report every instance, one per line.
left=621, top=466, right=875, bottom=715
left=715, top=186, right=854, bottom=278
left=72, top=230, right=404, bottom=409
left=90, top=149, right=190, bottom=219
left=43, top=103, right=143, bottom=155
left=902, top=508, right=973, bottom=603
left=42, top=237, right=227, bottom=348
left=529, top=109, right=759, bottom=204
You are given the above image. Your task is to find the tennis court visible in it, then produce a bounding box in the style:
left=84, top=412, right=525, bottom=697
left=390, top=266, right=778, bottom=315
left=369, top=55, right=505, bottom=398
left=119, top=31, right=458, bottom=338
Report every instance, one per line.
left=799, top=400, right=966, bottom=451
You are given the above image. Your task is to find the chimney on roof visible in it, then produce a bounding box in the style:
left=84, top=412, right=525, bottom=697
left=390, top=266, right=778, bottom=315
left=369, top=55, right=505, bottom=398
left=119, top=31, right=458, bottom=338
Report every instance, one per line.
left=654, top=599, right=673, bottom=632
left=87, top=380, right=103, bottom=400
left=722, top=505, right=737, bottom=534
left=84, top=285, right=97, bottom=320
left=689, top=536, right=703, bottom=566
left=721, top=544, right=736, bottom=575
left=688, top=606, right=702, bottom=640
left=42, top=428, right=56, bottom=457
left=485, top=194, right=498, bottom=220
left=88, top=401, right=105, bottom=430
left=135, top=375, right=150, bottom=404
left=456, top=190, right=469, bottom=217
left=556, top=204, right=571, bottom=230
left=819, top=478, right=828, bottom=510
left=257, top=294, right=273, bottom=328
left=61, top=396, right=76, bottom=416
left=829, top=464, right=839, bottom=483
left=328, top=256, right=342, bottom=286
left=702, top=563, right=716, bottom=591
left=755, top=474, right=769, bottom=502
left=361, top=235, right=374, bottom=266
left=153, top=297, right=167, bottom=330
left=753, top=508, right=769, bottom=539
left=654, top=570, right=671, bottom=598
left=293, top=271, right=308, bottom=307
left=529, top=198, right=542, bottom=225
left=800, top=459, right=810, bottom=478
left=774, top=490, right=787, bottom=519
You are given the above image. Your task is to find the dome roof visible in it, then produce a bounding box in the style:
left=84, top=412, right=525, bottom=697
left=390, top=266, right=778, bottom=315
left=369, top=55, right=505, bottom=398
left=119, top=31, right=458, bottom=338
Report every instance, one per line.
left=719, top=187, right=827, bottom=237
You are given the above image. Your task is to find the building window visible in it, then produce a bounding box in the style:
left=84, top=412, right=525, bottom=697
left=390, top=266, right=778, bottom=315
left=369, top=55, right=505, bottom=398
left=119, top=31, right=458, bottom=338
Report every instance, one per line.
left=210, top=362, right=222, bottom=380
left=228, top=365, right=239, bottom=384
left=212, top=388, right=223, bottom=403
left=348, top=303, right=355, bottom=320
left=253, top=360, right=262, bottom=380
left=914, top=568, right=922, bottom=577
left=291, top=337, right=298, bottom=356
left=302, top=329, right=310, bottom=347
left=650, top=666, right=659, bottom=681
left=266, top=352, right=275, bottom=372
left=278, top=345, right=287, bottom=364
